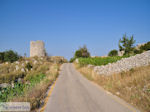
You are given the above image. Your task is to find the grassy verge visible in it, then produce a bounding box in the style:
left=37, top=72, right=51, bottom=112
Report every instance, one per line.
left=75, top=63, right=150, bottom=112
left=78, top=55, right=129, bottom=66
left=0, top=56, right=65, bottom=111
left=0, top=63, right=60, bottom=111
left=12, top=64, right=60, bottom=111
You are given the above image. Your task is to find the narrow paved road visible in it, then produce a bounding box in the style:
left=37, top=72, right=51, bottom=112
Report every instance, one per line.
left=44, top=63, right=139, bottom=112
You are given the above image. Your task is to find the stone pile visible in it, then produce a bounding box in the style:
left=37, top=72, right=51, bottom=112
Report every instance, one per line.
left=93, top=51, right=150, bottom=75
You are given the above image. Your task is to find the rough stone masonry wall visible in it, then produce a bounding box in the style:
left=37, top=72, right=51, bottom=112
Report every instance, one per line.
left=93, top=50, right=150, bottom=75
left=30, top=40, right=46, bottom=57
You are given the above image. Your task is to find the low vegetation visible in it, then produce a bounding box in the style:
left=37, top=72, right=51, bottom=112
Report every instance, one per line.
left=75, top=63, right=150, bottom=112
left=108, top=49, right=118, bottom=56
left=119, top=33, right=136, bottom=55
left=10, top=63, right=59, bottom=111
left=72, top=38, right=150, bottom=112
left=109, top=34, right=150, bottom=57
left=78, top=55, right=128, bottom=66
left=0, top=55, right=66, bottom=111
left=70, top=45, right=90, bottom=62
left=0, top=50, right=21, bottom=63
left=132, top=41, right=150, bottom=55
left=140, top=41, right=150, bottom=51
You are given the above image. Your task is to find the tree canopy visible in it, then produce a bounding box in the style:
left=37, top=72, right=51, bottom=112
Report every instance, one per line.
left=119, top=34, right=135, bottom=55
left=0, top=50, right=20, bottom=63
left=74, top=45, right=90, bottom=58
left=108, top=49, right=118, bottom=56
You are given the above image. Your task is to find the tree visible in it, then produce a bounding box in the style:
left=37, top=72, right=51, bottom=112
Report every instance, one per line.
left=108, top=49, right=118, bottom=56
left=140, top=41, right=150, bottom=51
left=69, top=57, right=76, bottom=63
left=75, top=50, right=82, bottom=58
left=4, top=50, right=20, bottom=63
left=74, top=45, right=90, bottom=58
left=119, top=34, right=135, bottom=55
left=133, top=49, right=143, bottom=54
left=0, top=52, right=4, bottom=63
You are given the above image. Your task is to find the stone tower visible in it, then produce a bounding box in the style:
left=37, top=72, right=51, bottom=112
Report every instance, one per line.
left=30, top=40, right=46, bottom=57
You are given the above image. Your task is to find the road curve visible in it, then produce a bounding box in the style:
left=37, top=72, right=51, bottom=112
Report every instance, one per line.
left=44, top=63, right=139, bottom=112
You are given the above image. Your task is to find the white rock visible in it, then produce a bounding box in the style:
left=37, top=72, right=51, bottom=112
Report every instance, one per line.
left=21, top=68, right=25, bottom=72
left=11, top=83, right=14, bottom=88
left=87, top=64, right=94, bottom=68
left=18, top=78, right=22, bottom=83
left=5, top=62, right=9, bottom=65
left=15, top=61, right=19, bottom=64
left=25, top=61, right=29, bottom=64
left=33, top=60, right=37, bottom=65
left=22, top=63, right=25, bottom=67
left=116, top=92, right=120, bottom=95
left=15, top=65, right=19, bottom=71
left=75, top=59, right=79, bottom=63
left=0, top=83, right=11, bottom=88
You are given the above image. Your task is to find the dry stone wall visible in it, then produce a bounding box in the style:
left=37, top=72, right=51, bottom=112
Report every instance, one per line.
left=30, top=40, right=46, bottom=57
left=93, top=51, right=150, bottom=75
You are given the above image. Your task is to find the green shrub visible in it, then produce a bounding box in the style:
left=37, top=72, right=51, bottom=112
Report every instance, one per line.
left=78, top=56, right=128, bottom=66
left=29, top=74, right=46, bottom=85
left=0, top=52, right=4, bottom=63
left=108, top=49, right=118, bottom=56
left=133, top=49, right=143, bottom=54
left=25, top=73, right=46, bottom=85
left=26, top=63, right=32, bottom=71
left=0, top=50, right=20, bottom=63
left=119, top=34, right=135, bottom=55
left=0, top=73, right=46, bottom=102
left=74, top=45, right=90, bottom=58
left=70, top=57, right=76, bottom=63
left=140, top=41, right=150, bottom=51
left=0, top=83, right=26, bottom=102
left=75, top=50, right=82, bottom=58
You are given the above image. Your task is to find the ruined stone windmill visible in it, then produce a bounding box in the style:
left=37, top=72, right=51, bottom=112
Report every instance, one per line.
left=30, top=40, right=46, bottom=57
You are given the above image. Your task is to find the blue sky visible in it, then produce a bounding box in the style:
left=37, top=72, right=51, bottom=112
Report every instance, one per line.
left=0, top=0, right=150, bottom=60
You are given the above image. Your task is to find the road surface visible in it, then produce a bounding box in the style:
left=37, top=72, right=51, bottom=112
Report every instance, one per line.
left=44, top=63, right=139, bottom=112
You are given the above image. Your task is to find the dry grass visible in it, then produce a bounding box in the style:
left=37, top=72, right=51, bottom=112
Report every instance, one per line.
left=0, top=56, right=64, bottom=111
left=10, top=63, right=60, bottom=111
left=0, top=56, right=63, bottom=84
left=75, top=63, right=150, bottom=112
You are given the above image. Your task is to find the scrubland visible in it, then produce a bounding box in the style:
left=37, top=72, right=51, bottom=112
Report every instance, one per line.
left=0, top=56, right=67, bottom=111
left=75, top=63, right=150, bottom=112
